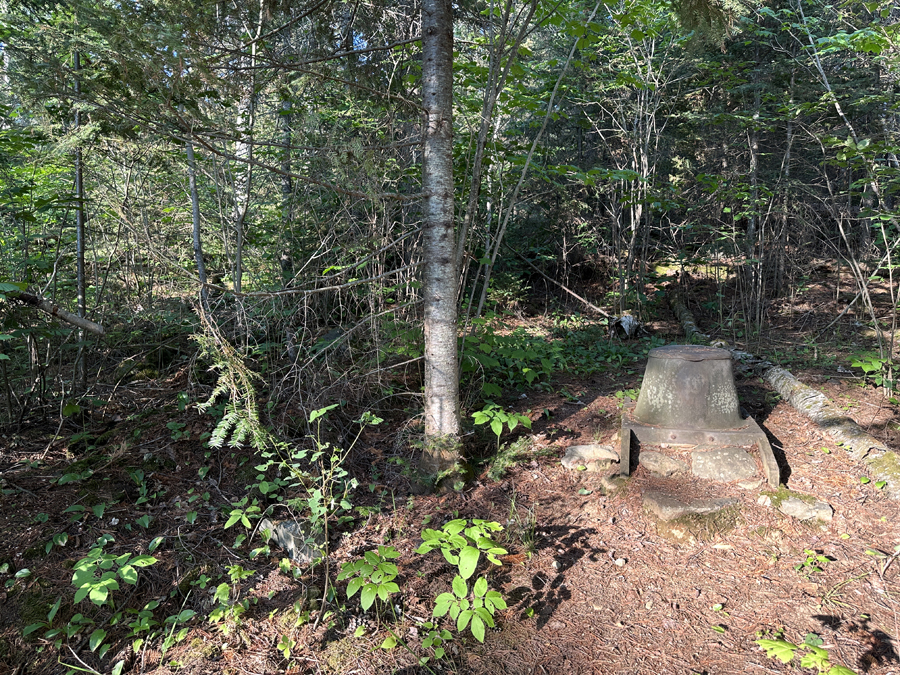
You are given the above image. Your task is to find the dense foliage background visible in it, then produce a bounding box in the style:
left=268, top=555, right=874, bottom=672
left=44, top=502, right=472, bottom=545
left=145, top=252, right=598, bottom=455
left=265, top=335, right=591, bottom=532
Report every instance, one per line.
left=1, top=0, right=898, bottom=431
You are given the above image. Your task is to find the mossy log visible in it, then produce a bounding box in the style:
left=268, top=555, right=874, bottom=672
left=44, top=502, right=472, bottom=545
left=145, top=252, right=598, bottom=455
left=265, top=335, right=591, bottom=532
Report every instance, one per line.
left=669, top=292, right=897, bottom=495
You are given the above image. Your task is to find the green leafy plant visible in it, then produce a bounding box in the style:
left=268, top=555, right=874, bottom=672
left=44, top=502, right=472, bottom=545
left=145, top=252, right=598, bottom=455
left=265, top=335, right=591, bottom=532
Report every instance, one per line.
left=851, top=355, right=894, bottom=391
left=71, top=534, right=157, bottom=608
left=125, top=599, right=161, bottom=651
left=416, top=519, right=507, bottom=579
left=471, top=402, right=532, bottom=448
left=224, top=496, right=262, bottom=530
left=337, top=545, right=401, bottom=612
left=208, top=565, right=254, bottom=631
left=277, top=634, right=296, bottom=659
left=166, top=421, right=189, bottom=441
left=486, top=436, right=535, bottom=481
left=757, top=632, right=856, bottom=674
left=45, top=532, right=68, bottom=554
left=795, top=549, right=830, bottom=578
left=381, top=619, right=453, bottom=673
left=160, top=607, right=196, bottom=657
left=415, top=519, right=508, bottom=643
left=613, top=388, right=640, bottom=408
left=23, top=596, right=63, bottom=644
left=432, top=574, right=507, bottom=643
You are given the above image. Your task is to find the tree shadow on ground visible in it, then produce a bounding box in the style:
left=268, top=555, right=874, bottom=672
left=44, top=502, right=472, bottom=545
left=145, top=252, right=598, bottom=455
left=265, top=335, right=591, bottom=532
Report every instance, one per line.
left=815, top=614, right=899, bottom=673
left=504, top=524, right=599, bottom=630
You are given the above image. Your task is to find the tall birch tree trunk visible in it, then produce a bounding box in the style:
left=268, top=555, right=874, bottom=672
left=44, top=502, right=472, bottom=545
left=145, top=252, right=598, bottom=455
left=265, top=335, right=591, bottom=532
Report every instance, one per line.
left=420, top=0, right=461, bottom=476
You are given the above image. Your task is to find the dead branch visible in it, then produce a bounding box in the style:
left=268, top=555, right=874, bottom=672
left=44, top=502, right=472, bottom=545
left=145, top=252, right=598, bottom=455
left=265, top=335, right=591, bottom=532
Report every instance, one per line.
left=6, top=291, right=105, bottom=336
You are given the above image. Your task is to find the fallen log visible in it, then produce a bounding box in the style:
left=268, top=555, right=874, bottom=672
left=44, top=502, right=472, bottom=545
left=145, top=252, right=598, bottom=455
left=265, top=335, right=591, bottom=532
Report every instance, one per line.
left=669, top=292, right=899, bottom=494
left=6, top=291, right=105, bottom=336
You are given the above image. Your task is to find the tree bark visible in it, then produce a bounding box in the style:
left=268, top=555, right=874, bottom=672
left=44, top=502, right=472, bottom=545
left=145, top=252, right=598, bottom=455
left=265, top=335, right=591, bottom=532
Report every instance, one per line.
left=74, top=50, right=87, bottom=391
left=8, top=291, right=105, bottom=336
left=186, top=140, right=209, bottom=310
left=420, top=0, right=460, bottom=473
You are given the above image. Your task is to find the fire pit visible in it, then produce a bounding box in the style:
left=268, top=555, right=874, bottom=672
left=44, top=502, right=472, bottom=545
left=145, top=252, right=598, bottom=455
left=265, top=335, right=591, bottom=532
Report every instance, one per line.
left=620, top=345, right=779, bottom=487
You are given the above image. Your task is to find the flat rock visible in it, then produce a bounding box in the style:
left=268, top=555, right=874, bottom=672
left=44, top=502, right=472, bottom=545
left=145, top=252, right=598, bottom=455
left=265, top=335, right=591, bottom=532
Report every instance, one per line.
left=778, top=497, right=833, bottom=522
left=562, top=444, right=619, bottom=472
left=643, top=491, right=738, bottom=522
left=691, top=447, right=757, bottom=482
left=640, top=451, right=689, bottom=477
left=259, top=518, right=324, bottom=564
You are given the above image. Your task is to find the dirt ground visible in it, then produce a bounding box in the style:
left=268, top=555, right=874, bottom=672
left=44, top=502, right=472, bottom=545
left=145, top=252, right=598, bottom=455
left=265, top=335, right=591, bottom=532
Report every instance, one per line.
left=1, top=270, right=899, bottom=675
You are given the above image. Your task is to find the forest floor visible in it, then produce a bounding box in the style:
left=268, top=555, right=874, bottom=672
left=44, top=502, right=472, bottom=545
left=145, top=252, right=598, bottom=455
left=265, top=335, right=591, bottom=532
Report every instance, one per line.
left=1, top=268, right=900, bottom=675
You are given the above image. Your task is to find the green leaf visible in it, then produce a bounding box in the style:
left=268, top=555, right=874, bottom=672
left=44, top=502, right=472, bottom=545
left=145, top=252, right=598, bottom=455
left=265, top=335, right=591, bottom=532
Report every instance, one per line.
left=347, top=577, right=364, bottom=598
left=309, top=404, right=339, bottom=424
left=452, top=575, right=468, bottom=598
left=47, top=597, right=62, bottom=623
left=474, top=606, right=494, bottom=627
left=800, top=645, right=831, bottom=670
left=490, top=419, right=503, bottom=438
left=381, top=634, right=397, bottom=649
left=457, top=609, right=473, bottom=632
left=89, top=628, right=107, bottom=652
left=360, top=584, right=376, bottom=611
left=473, top=576, right=488, bottom=597
left=459, top=547, right=480, bottom=580
left=826, top=666, right=858, bottom=675
left=444, top=520, right=467, bottom=535
left=119, top=565, right=138, bottom=585
left=433, top=593, right=454, bottom=617
left=757, top=639, right=799, bottom=664
left=89, top=584, right=112, bottom=606
left=213, top=583, right=230, bottom=604
left=470, top=613, right=486, bottom=642
left=485, top=590, right=507, bottom=611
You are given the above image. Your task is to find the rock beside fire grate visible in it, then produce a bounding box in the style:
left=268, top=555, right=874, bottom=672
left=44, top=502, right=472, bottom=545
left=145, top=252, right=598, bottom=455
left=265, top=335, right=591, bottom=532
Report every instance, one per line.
left=691, top=446, right=758, bottom=482
left=642, top=490, right=738, bottom=521
left=639, top=451, right=689, bottom=477
left=561, top=444, right=619, bottom=472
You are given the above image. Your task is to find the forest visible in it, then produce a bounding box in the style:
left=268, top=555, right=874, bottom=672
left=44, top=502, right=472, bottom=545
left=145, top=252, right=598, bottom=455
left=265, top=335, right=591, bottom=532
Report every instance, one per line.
left=1, top=0, right=899, bottom=673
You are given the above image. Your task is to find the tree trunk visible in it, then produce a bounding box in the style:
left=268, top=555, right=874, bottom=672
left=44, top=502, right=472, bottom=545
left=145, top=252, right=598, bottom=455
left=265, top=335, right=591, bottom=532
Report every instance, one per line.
left=74, top=50, right=87, bottom=392
left=420, top=0, right=461, bottom=475
left=186, top=140, right=209, bottom=310
left=279, top=96, right=294, bottom=287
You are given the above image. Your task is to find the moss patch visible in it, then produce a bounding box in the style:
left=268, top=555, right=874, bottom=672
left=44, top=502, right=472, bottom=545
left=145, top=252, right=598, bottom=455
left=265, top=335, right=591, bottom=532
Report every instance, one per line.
left=653, top=505, right=741, bottom=545
left=178, top=637, right=221, bottom=664
left=320, top=635, right=366, bottom=674
left=866, top=452, right=900, bottom=493
left=19, top=590, right=56, bottom=630
left=760, top=485, right=815, bottom=510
